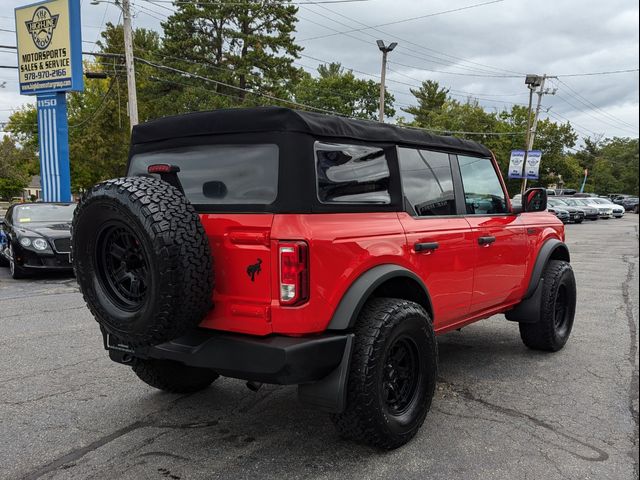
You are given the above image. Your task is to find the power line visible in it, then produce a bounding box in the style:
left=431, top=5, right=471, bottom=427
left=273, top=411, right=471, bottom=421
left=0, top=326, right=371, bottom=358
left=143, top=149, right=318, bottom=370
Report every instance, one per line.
left=299, top=5, right=516, bottom=77
left=554, top=78, right=638, bottom=130
left=145, top=0, right=374, bottom=4
left=556, top=68, right=639, bottom=77
left=300, top=0, right=503, bottom=41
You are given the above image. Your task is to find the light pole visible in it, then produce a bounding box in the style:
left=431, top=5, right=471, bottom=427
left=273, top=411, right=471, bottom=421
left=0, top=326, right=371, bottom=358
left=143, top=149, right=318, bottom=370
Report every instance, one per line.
left=90, top=0, right=138, bottom=130
left=521, top=74, right=542, bottom=194
left=376, top=40, right=397, bottom=123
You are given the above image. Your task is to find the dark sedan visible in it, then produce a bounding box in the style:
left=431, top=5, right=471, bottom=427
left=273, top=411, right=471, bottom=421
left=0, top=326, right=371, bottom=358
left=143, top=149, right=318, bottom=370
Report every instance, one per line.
left=557, top=197, right=600, bottom=220
left=0, top=202, right=75, bottom=279
left=548, top=198, right=584, bottom=223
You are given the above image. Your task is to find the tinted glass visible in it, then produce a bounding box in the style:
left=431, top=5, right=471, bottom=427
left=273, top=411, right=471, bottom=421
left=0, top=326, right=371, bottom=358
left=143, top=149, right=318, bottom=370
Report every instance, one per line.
left=14, top=204, right=75, bottom=223
left=129, top=144, right=279, bottom=205
left=398, top=148, right=455, bottom=216
left=316, top=142, right=390, bottom=204
left=458, top=155, right=508, bottom=215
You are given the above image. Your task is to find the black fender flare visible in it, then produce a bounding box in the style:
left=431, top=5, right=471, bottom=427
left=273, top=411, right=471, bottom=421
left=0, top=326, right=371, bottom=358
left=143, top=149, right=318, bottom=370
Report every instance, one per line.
left=506, top=238, right=570, bottom=323
left=327, top=264, right=433, bottom=331
left=523, top=239, right=570, bottom=299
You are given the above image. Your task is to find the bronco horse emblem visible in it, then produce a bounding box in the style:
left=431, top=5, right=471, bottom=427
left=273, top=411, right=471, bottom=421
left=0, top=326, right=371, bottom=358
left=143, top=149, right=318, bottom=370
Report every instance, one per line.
left=246, top=259, right=262, bottom=282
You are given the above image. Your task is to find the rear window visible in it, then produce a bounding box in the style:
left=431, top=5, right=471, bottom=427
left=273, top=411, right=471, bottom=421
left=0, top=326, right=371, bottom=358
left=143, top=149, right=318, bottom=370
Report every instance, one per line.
left=128, top=144, right=279, bottom=205
left=315, top=142, right=390, bottom=204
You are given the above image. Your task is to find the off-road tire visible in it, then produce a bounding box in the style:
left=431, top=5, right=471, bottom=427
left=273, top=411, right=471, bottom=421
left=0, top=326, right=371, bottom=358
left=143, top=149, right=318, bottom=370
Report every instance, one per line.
left=519, top=260, right=576, bottom=352
left=72, top=176, right=213, bottom=347
left=133, top=358, right=219, bottom=393
left=332, top=298, right=437, bottom=450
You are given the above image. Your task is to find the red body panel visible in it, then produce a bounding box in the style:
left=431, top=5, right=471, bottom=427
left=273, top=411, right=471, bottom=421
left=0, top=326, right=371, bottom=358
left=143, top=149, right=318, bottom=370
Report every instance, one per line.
left=197, top=207, right=564, bottom=337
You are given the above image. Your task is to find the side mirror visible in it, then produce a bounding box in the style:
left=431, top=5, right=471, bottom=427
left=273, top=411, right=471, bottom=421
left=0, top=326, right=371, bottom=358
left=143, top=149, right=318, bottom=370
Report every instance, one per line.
left=523, top=187, right=547, bottom=212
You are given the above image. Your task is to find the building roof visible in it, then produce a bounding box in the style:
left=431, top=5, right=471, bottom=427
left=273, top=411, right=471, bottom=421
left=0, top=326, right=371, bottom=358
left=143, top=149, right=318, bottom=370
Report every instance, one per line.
left=131, top=107, right=492, bottom=157
left=27, top=175, right=41, bottom=189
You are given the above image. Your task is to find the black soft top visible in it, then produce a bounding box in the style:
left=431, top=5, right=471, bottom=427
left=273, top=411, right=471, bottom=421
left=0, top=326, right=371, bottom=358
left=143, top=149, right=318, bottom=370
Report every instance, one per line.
left=131, top=107, right=491, bottom=157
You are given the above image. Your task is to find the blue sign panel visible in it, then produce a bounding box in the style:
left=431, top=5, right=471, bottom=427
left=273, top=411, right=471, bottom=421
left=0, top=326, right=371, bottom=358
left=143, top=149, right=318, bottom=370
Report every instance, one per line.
left=36, top=92, right=71, bottom=202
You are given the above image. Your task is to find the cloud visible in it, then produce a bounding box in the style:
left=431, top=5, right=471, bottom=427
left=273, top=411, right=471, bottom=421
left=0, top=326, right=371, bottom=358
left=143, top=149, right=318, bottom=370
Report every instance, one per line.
left=1, top=0, right=638, bottom=139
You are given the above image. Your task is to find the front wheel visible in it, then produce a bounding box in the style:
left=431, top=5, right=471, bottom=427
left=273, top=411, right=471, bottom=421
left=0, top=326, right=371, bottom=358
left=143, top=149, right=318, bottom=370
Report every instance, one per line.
left=9, top=246, right=28, bottom=279
left=519, top=260, right=576, bottom=352
left=332, top=298, right=437, bottom=450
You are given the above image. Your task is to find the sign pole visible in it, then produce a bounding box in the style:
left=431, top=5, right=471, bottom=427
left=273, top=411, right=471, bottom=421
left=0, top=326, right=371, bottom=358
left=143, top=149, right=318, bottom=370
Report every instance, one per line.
left=36, top=92, right=71, bottom=202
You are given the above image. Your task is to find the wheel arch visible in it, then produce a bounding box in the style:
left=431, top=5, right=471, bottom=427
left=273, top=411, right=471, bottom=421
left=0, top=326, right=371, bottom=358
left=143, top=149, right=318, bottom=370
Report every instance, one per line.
left=327, top=264, right=433, bottom=331
left=524, top=238, right=570, bottom=300
left=505, top=238, right=570, bottom=324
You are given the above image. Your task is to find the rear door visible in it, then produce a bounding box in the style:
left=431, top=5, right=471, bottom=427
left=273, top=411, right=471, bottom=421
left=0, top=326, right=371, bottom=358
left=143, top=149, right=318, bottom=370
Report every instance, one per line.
left=456, top=154, right=527, bottom=313
left=397, top=148, right=475, bottom=329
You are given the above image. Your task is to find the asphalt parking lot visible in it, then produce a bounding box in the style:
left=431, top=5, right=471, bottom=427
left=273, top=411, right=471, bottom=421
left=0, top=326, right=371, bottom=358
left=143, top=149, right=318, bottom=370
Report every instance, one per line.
left=1, top=215, right=638, bottom=480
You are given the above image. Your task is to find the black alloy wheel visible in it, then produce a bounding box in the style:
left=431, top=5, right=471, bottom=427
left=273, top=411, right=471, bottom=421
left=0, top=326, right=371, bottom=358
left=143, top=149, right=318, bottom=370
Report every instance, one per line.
left=96, top=223, right=150, bottom=312
left=382, top=336, right=421, bottom=416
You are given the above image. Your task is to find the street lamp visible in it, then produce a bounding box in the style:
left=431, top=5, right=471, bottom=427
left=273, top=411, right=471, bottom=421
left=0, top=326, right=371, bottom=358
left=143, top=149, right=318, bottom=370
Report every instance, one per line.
left=90, top=0, right=138, bottom=130
left=377, top=40, right=397, bottom=123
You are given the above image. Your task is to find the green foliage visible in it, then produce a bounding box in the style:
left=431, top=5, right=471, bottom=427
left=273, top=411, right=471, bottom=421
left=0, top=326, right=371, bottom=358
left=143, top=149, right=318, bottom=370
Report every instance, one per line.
left=578, top=137, right=639, bottom=195
left=402, top=80, right=449, bottom=125
left=294, top=63, right=395, bottom=120
left=155, top=0, right=302, bottom=112
left=0, top=137, right=34, bottom=200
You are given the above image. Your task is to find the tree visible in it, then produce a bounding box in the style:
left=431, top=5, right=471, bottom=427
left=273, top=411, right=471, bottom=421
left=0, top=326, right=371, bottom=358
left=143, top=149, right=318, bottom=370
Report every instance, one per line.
left=157, top=0, right=303, bottom=112
left=402, top=80, right=449, bottom=125
left=0, top=137, right=33, bottom=200
left=576, top=137, right=639, bottom=195
left=294, top=63, right=395, bottom=120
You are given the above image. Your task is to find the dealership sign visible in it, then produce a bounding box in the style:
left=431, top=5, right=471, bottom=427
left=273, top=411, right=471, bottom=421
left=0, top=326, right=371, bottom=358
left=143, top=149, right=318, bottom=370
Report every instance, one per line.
left=15, top=0, right=83, bottom=95
left=508, top=150, right=542, bottom=180
left=15, top=0, right=82, bottom=202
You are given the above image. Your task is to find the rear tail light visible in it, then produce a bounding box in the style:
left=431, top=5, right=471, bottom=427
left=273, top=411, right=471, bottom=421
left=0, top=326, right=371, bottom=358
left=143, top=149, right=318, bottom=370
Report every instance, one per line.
left=279, top=241, right=309, bottom=306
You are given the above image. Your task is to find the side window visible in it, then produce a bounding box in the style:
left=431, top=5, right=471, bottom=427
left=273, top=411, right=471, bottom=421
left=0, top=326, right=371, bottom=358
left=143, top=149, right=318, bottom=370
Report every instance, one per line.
left=458, top=155, right=508, bottom=215
left=315, top=142, right=390, bottom=204
left=398, top=148, right=456, bottom=216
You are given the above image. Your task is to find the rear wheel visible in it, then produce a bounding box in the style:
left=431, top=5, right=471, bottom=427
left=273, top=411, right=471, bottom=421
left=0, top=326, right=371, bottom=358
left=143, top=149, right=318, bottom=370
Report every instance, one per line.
left=332, top=298, right=437, bottom=450
left=133, top=358, right=219, bottom=393
left=519, top=260, right=576, bottom=352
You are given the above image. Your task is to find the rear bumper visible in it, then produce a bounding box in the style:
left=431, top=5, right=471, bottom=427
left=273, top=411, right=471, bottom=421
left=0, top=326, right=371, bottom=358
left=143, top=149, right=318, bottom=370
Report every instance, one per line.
left=107, top=328, right=351, bottom=385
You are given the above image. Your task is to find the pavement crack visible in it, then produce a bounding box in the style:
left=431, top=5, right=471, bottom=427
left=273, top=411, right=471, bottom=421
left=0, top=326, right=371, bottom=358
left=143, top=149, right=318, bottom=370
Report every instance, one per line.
left=438, top=378, right=610, bottom=462
left=621, top=251, right=639, bottom=477
left=19, top=393, right=196, bottom=480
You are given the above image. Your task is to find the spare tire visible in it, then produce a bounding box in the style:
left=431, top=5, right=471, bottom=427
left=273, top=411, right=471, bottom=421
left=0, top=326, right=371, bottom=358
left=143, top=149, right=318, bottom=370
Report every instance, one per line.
left=72, top=176, right=213, bottom=346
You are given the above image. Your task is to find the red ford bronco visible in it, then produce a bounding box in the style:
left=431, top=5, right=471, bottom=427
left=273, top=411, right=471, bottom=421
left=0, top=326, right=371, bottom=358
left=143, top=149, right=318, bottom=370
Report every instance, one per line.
left=72, top=107, right=576, bottom=449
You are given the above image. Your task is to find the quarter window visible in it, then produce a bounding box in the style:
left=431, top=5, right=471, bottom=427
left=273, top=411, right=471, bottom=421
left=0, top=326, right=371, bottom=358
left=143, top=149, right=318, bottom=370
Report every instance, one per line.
left=458, top=155, right=508, bottom=215
left=315, top=142, right=391, bottom=204
left=398, top=148, right=456, bottom=216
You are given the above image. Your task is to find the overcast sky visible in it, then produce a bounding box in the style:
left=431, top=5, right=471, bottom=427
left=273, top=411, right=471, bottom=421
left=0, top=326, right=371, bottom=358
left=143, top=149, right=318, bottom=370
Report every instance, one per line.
left=1, top=0, right=638, bottom=141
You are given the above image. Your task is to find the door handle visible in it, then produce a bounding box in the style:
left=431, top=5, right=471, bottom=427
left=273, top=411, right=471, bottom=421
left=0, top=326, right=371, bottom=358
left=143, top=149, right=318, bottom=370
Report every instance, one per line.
left=478, top=236, right=496, bottom=246
left=415, top=242, right=439, bottom=252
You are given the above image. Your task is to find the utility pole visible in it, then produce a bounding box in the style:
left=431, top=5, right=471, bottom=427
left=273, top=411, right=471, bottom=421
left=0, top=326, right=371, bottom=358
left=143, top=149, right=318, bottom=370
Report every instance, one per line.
left=121, top=0, right=138, bottom=130
left=521, top=74, right=556, bottom=193
left=376, top=40, right=397, bottom=123
left=91, top=0, right=138, bottom=130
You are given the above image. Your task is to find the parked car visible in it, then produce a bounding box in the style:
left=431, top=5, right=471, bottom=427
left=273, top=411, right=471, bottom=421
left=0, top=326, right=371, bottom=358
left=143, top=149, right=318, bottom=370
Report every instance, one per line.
left=547, top=206, right=571, bottom=223
left=617, top=197, right=638, bottom=211
left=71, top=107, right=576, bottom=450
left=547, top=198, right=584, bottom=223
left=0, top=202, right=75, bottom=279
left=587, top=198, right=625, bottom=218
left=578, top=198, right=615, bottom=219
left=557, top=197, right=599, bottom=221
